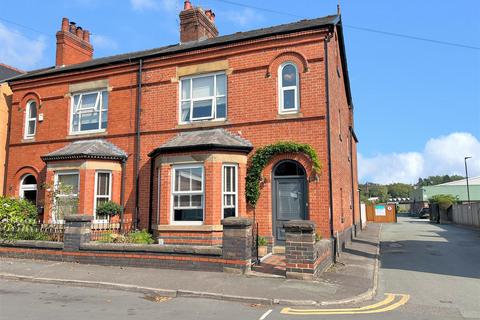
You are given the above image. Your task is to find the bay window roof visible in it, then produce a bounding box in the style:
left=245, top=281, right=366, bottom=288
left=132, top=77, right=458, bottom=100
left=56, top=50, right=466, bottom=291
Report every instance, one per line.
left=149, top=128, right=253, bottom=157
left=41, top=139, right=127, bottom=162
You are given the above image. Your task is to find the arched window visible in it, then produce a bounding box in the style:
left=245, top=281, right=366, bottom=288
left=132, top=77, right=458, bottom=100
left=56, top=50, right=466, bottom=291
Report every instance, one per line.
left=24, top=100, right=37, bottom=138
left=20, top=174, right=37, bottom=204
left=278, top=62, right=299, bottom=113
left=274, top=160, right=305, bottom=177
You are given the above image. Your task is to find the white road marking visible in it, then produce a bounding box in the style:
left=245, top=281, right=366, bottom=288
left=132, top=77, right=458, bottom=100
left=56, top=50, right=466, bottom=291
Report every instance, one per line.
left=259, top=309, right=273, bottom=320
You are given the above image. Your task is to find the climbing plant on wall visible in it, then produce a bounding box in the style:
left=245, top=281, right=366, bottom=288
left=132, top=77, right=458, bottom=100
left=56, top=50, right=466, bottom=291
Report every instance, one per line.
left=246, top=141, right=322, bottom=207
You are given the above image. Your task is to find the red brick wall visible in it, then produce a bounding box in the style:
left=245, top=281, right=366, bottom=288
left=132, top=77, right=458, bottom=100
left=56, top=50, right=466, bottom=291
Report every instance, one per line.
left=326, top=27, right=359, bottom=235
left=6, top=26, right=357, bottom=243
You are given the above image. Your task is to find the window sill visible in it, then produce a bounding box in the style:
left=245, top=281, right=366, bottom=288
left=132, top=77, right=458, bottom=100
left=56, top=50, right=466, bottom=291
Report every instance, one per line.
left=21, top=137, right=36, bottom=143
left=153, top=224, right=223, bottom=232
left=176, top=120, right=229, bottom=130
left=67, top=131, right=108, bottom=139
left=276, top=112, right=303, bottom=119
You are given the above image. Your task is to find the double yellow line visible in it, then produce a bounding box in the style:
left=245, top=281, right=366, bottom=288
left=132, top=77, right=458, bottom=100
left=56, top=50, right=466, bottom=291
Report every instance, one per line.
left=281, top=293, right=410, bottom=315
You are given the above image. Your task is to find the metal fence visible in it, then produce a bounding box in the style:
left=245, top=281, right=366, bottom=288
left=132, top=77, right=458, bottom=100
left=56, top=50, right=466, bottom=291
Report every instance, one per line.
left=0, top=223, right=65, bottom=242
left=90, top=222, right=133, bottom=242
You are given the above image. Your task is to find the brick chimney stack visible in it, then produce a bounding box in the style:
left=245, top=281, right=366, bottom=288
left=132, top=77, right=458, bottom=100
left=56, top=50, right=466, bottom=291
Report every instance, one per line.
left=56, top=17, right=93, bottom=66
left=179, top=0, right=218, bottom=43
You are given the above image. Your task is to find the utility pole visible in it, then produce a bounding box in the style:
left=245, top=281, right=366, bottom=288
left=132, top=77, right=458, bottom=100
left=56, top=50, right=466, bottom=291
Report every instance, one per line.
left=464, top=156, right=472, bottom=203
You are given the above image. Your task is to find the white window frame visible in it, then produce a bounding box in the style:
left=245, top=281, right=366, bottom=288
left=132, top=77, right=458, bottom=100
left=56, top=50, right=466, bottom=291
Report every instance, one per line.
left=170, top=164, right=204, bottom=225
left=179, top=72, right=227, bottom=124
left=53, top=171, right=80, bottom=224
left=19, top=174, right=37, bottom=203
left=69, top=89, right=108, bottom=135
left=24, top=100, right=37, bottom=139
left=93, top=171, right=112, bottom=223
left=278, top=62, right=300, bottom=114
left=222, top=164, right=238, bottom=219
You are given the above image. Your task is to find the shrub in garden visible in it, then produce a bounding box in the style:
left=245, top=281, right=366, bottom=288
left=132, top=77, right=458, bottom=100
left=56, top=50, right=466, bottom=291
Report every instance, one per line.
left=0, top=197, right=38, bottom=240
left=429, top=194, right=458, bottom=210
left=96, top=201, right=122, bottom=218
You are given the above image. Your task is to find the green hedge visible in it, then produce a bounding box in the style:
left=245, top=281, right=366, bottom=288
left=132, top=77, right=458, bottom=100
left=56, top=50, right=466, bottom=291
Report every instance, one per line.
left=0, top=197, right=38, bottom=240
left=246, top=142, right=321, bottom=207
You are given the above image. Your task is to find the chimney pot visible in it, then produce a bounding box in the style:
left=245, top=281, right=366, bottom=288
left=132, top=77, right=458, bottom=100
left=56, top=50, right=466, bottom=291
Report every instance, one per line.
left=75, top=26, right=84, bottom=39
left=184, top=0, right=192, bottom=10
left=61, top=18, right=69, bottom=32
left=83, top=30, right=90, bottom=42
left=69, top=22, right=77, bottom=33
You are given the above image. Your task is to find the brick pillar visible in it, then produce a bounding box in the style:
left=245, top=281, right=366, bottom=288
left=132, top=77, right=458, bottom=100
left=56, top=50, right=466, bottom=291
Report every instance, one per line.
left=285, top=220, right=316, bottom=280
left=64, top=215, right=92, bottom=251
left=222, top=217, right=252, bottom=274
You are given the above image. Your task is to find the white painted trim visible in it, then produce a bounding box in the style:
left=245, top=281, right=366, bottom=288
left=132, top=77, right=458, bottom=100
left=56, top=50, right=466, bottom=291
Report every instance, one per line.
left=93, top=170, right=112, bottom=223
left=170, top=164, right=204, bottom=225
left=24, top=100, right=37, bottom=139
left=221, top=163, right=238, bottom=219
left=278, top=62, right=300, bottom=114
left=69, top=89, right=108, bottom=135
left=19, top=174, right=37, bottom=204
left=179, top=72, right=227, bottom=124
left=53, top=171, right=80, bottom=224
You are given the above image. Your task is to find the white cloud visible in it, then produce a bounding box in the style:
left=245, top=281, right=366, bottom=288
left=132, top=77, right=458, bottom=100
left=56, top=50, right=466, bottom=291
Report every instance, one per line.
left=359, top=132, right=480, bottom=184
left=0, top=22, right=46, bottom=70
left=91, top=34, right=118, bottom=50
left=130, top=0, right=176, bottom=12
left=224, top=8, right=263, bottom=27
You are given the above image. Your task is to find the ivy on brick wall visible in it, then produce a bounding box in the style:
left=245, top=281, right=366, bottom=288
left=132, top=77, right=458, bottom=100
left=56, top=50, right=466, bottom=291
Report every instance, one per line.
left=246, top=141, right=322, bottom=207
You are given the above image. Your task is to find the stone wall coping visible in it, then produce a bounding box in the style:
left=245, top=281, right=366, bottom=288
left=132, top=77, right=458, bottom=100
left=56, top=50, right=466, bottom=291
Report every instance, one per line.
left=284, top=220, right=316, bottom=232
left=0, top=239, right=63, bottom=250
left=65, top=215, right=94, bottom=222
left=221, top=217, right=252, bottom=227
left=81, top=242, right=222, bottom=256
left=153, top=224, right=223, bottom=232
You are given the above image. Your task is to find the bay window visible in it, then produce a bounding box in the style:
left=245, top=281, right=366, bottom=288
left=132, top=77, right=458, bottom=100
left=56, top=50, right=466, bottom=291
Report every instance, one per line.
left=172, top=165, right=204, bottom=224
left=180, top=73, right=227, bottom=123
left=71, top=90, right=108, bottom=133
left=222, top=164, right=237, bottom=218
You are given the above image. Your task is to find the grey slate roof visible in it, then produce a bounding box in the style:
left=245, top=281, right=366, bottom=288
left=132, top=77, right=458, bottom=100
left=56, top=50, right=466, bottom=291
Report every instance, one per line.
left=9, top=15, right=339, bottom=82
left=149, top=129, right=253, bottom=157
left=0, top=64, right=23, bottom=82
left=41, top=139, right=128, bottom=161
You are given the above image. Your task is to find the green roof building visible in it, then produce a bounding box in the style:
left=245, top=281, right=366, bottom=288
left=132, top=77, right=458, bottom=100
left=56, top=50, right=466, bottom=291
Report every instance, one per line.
left=411, top=176, right=480, bottom=202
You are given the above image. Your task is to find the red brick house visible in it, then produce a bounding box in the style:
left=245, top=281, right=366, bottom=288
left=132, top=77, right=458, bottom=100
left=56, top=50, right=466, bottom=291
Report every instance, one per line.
left=5, top=1, right=359, bottom=252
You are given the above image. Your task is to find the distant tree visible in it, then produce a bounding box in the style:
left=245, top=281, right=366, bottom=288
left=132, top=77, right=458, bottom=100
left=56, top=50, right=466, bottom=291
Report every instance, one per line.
left=387, top=183, right=413, bottom=198
left=416, top=175, right=464, bottom=187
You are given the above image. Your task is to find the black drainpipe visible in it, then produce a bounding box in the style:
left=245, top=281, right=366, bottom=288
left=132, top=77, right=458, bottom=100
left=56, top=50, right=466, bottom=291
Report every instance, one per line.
left=134, top=59, right=143, bottom=229
left=147, top=155, right=155, bottom=234
left=349, top=127, right=356, bottom=237
left=120, top=158, right=127, bottom=232
left=324, top=31, right=337, bottom=261
left=3, top=93, right=13, bottom=196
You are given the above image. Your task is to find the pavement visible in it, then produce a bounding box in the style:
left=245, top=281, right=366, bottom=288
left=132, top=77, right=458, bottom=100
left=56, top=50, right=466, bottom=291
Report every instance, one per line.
left=0, top=223, right=381, bottom=307
left=2, top=217, right=479, bottom=319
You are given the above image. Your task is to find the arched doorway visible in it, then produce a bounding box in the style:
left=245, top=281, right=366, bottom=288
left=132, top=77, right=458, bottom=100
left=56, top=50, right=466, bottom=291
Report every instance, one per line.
left=20, top=174, right=37, bottom=205
left=272, top=160, right=308, bottom=242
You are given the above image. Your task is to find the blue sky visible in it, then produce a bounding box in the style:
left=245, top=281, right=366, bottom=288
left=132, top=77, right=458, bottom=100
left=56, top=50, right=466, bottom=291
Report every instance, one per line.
left=1, top=0, right=479, bottom=183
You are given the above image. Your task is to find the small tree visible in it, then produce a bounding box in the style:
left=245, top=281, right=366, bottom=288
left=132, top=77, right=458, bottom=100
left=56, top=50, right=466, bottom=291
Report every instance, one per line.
left=44, top=182, right=79, bottom=222
left=96, top=201, right=122, bottom=220
left=429, top=194, right=458, bottom=210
